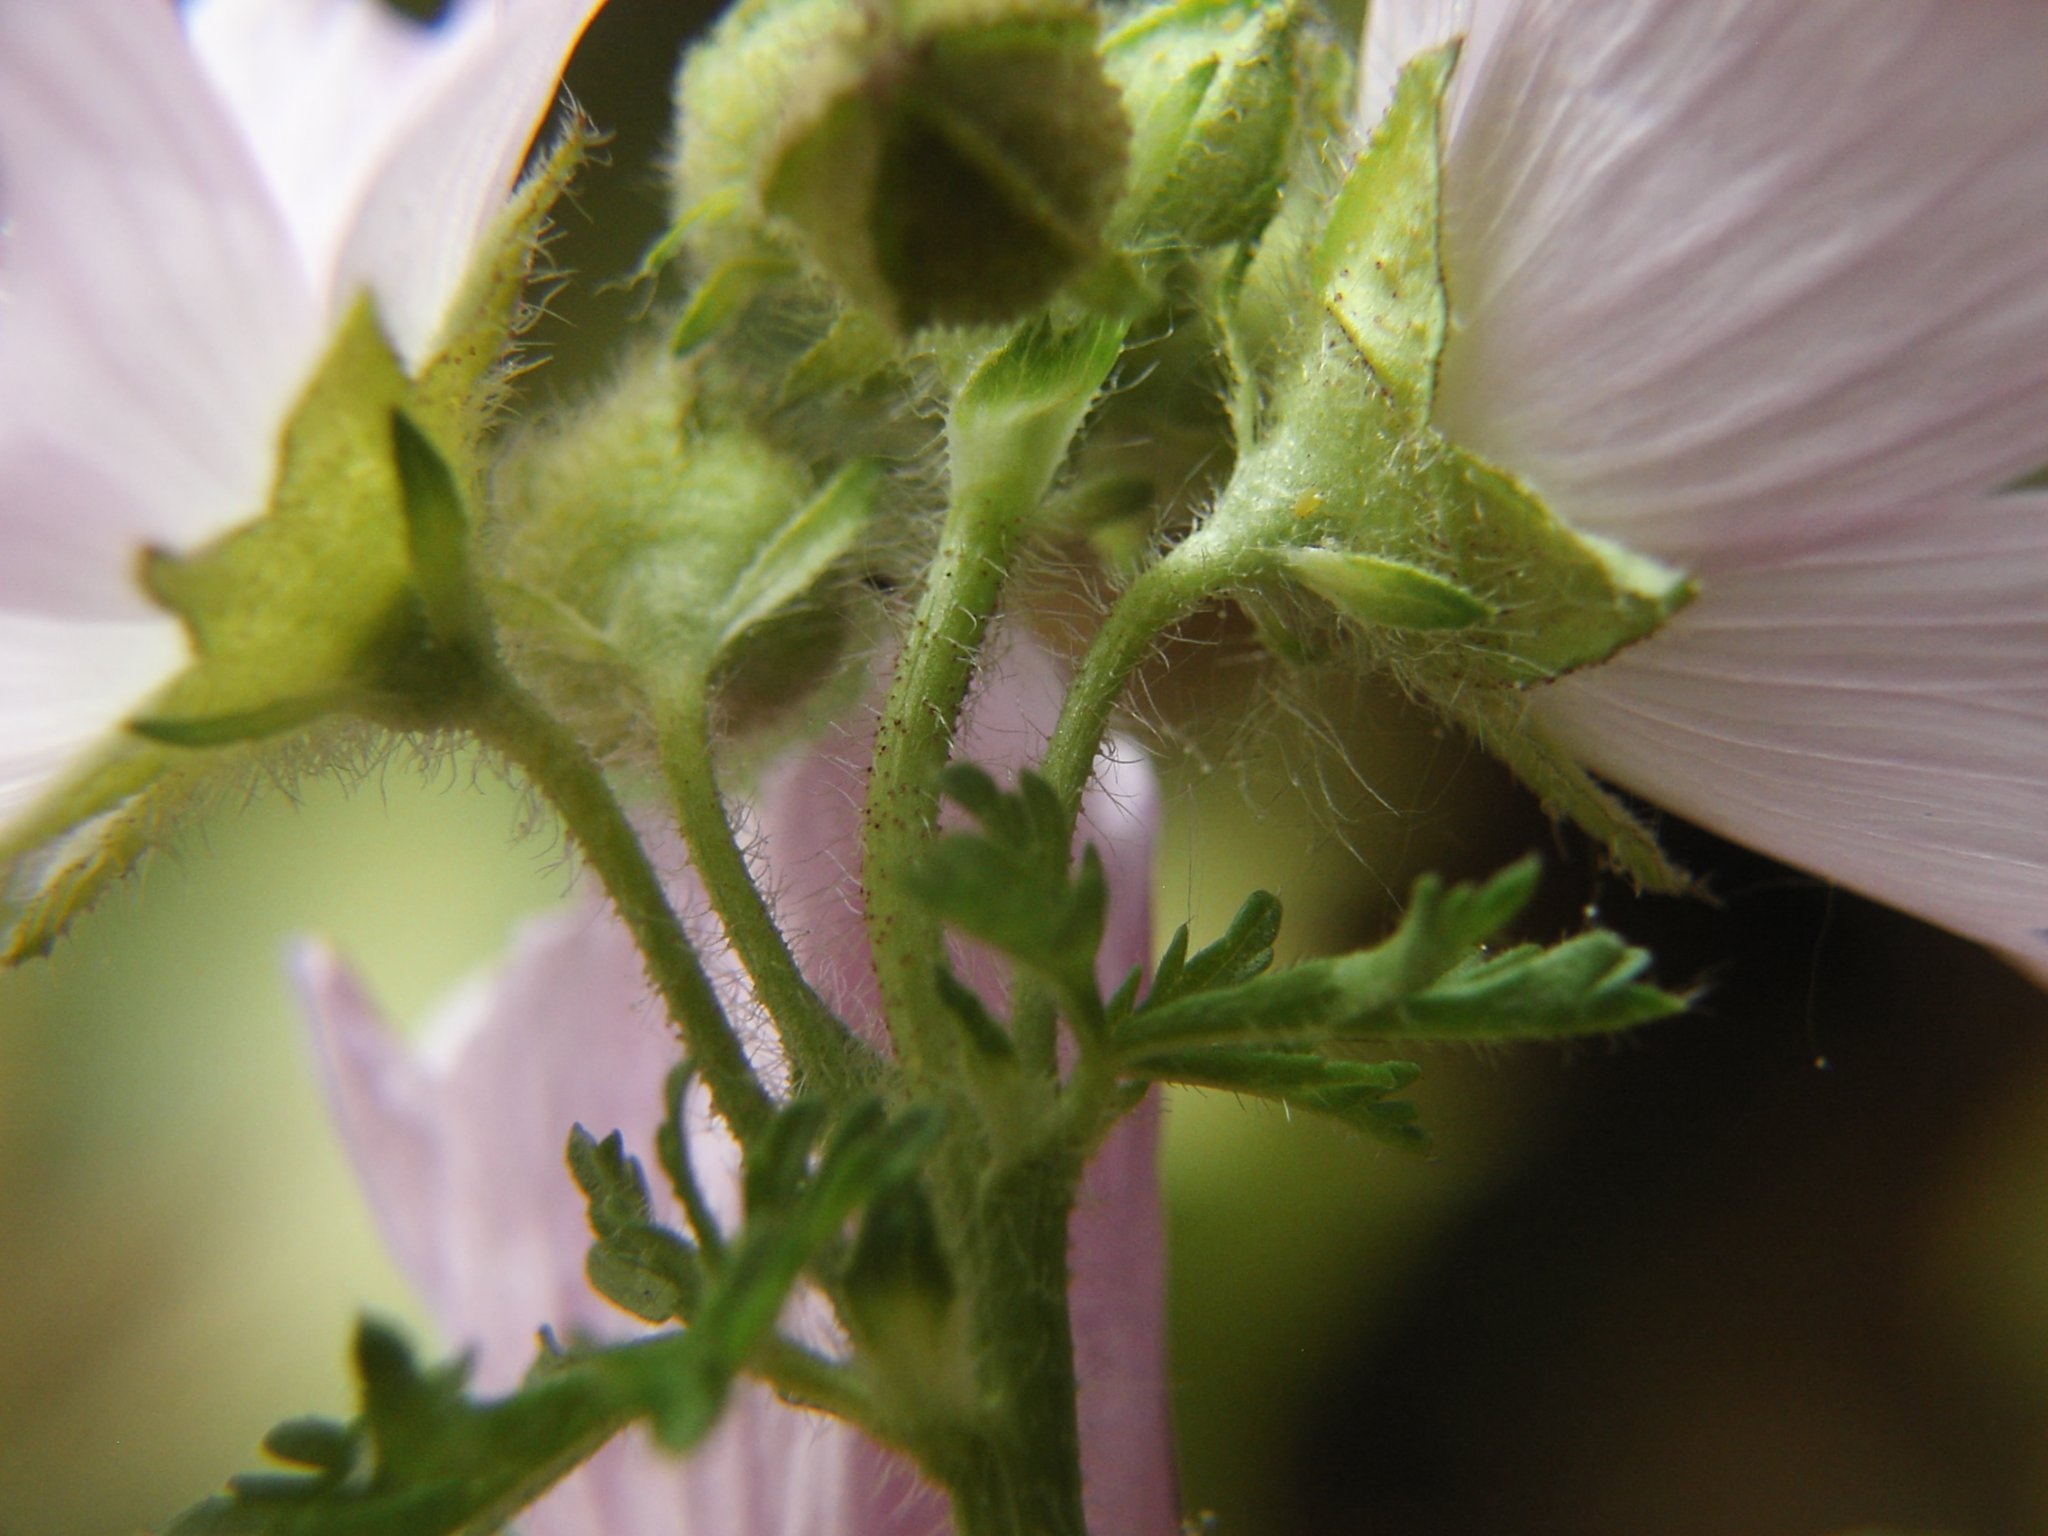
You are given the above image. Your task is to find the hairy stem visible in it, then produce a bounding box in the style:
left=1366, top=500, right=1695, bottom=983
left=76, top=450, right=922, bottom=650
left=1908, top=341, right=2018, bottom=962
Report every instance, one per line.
left=659, top=693, right=879, bottom=1100
left=1040, top=538, right=1240, bottom=819
left=922, top=1151, right=1090, bottom=1536
left=467, top=679, right=773, bottom=1146
left=861, top=496, right=1020, bottom=1078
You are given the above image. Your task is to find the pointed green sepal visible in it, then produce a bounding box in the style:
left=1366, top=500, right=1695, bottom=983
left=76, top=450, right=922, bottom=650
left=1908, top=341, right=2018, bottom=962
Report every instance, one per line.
left=2, top=776, right=179, bottom=963
left=671, top=253, right=800, bottom=358
left=419, top=125, right=591, bottom=426
left=949, top=315, right=1128, bottom=528
left=390, top=410, right=492, bottom=655
left=130, top=690, right=358, bottom=750
left=1283, top=546, right=1493, bottom=631
left=1423, top=453, right=1696, bottom=683
left=139, top=305, right=428, bottom=733
left=715, top=458, right=883, bottom=654
left=1103, top=0, right=1313, bottom=252
left=1313, top=42, right=1456, bottom=424
left=1454, top=691, right=1694, bottom=893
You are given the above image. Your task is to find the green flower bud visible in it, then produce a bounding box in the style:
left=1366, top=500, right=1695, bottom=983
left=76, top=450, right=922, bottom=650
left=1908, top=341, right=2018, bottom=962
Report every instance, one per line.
left=487, top=352, right=878, bottom=752
left=1103, top=0, right=1330, bottom=254
left=668, top=0, right=1131, bottom=332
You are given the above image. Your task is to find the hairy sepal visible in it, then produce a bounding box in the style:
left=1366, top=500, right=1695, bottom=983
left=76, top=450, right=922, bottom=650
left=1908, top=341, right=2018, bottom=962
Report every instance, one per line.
left=1189, top=46, right=1694, bottom=885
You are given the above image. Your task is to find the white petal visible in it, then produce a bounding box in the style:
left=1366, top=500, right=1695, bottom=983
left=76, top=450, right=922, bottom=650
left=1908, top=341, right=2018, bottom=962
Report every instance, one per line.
left=0, top=0, right=316, bottom=616
left=0, top=610, right=187, bottom=829
left=1422, top=0, right=2048, bottom=570
left=294, top=941, right=455, bottom=1309
left=301, top=903, right=679, bottom=1386
left=1358, top=0, right=1473, bottom=131
left=184, top=0, right=492, bottom=302
left=1532, top=493, right=2048, bottom=967
left=297, top=906, right=894, bottom=1535
left=327, top=0, right=608, bottom=365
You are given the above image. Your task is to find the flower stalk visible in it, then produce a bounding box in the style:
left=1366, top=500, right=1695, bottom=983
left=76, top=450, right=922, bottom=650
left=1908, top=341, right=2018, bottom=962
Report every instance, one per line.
left=658, top=690, right=878, bottom=1101
left=464, top=679, right=777, bottom=1147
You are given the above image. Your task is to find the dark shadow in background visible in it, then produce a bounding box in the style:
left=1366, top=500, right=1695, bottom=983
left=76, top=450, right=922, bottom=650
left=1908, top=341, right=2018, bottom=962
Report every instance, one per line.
left=1287, top=826, right=2048, bottom=1536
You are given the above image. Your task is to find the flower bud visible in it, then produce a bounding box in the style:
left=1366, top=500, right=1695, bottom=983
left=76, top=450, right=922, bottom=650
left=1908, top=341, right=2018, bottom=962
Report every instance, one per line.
left=487, top=352, right=877, bottom=751
left=1102, top=0, right=1330, bottom=254
left=669, top=0, right=1131, bottom=331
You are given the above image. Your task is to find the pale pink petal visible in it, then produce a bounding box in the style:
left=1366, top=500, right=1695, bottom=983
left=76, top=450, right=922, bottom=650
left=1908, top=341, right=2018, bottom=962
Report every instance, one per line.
left=1358, top=0, right=1473, bottom=132
left=0, top=611, right=186, bottom=827
left=754, top=635, right=1177, bottom=1536
left=1533, top=492, right=2048, bottom=968
left=184, top=0, right=495, bottom=301
left=294, top=942, right=453, bottom=1309
left=296, top=905, right=669, bottom=1380
left=296, top=902, right=885, bottom=1536
left=1407, top=0, right=2048, bottom=569
left=1069, top=741, right=1172, bottom=1535
left=0, top=0, right=315, bottom=616
left=327, top=0, right=608, bottom=365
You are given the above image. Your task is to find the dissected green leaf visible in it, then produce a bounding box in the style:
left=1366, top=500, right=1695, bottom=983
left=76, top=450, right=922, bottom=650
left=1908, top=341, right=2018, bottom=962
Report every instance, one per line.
left=1117, top=859, right=1683, bottom=1055
left=1373, top=932, right=1687, bottom=1041
left=168, top=1095, right=944, bottom=1533
left=1147, top=887, right=1283, bottom=1008
left=1129, top=1047, right=1426, bottom=1149
left=569, top=1125, right=703, bottom=1324
left=909, top=765, right=1110, bottom=1028
left=933, top=967, right=1023, bottom=1064
left=162, top=1320, right=639, bottom=1536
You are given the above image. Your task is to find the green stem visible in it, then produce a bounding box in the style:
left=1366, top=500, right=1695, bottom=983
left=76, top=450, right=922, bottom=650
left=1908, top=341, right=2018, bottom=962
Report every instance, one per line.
left=861, top=495, right=1019, bottom=1077
left=755, top=1336, right=875, bottom=1425
left=949, top=1152, right=1090, bottom=1536
left=659, top=693, right=879, bottom=1100
left=1039, top=537, right=1240, bottom=818
left=467, top=679, right=773, bottom=1146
